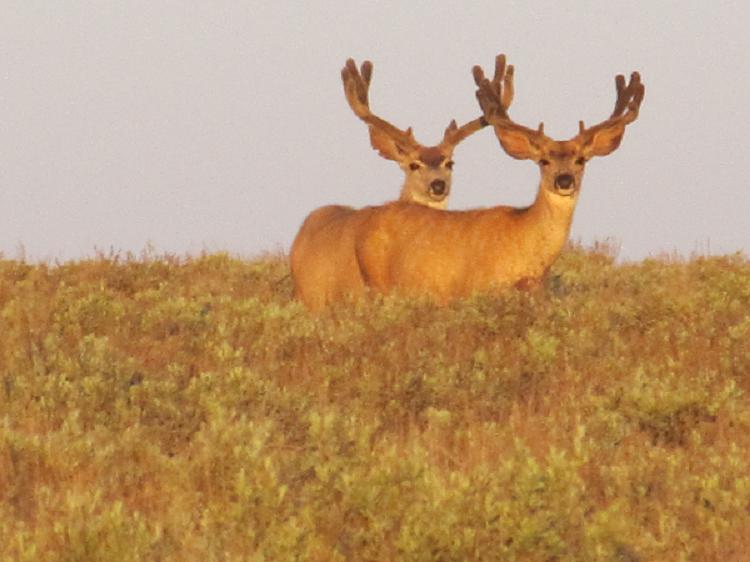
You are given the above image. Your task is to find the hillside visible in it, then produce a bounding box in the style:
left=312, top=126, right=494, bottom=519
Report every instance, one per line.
left=1, top=246, right=749, bottom=561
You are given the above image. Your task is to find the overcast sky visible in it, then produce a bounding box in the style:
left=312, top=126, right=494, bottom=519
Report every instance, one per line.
left=2, top=2, right=748, bottom=262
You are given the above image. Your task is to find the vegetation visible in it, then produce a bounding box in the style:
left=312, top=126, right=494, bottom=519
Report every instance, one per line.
left=1, top=245, right=749, bottom=561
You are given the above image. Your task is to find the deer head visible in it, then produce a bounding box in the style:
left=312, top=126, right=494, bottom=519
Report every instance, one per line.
left=473, top=54, right=644, bottom=203
left=342, top=57, right=514, bottom=208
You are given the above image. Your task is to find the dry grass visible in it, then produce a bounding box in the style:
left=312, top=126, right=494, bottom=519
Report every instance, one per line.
left=1, top=246, right=749, bottom=561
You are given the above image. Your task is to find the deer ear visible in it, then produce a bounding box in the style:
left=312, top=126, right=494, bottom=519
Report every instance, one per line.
left=494, top=127, right=541, bottom=161
left=368, top=126, right=413, bottom=162
left=583, top=124, right=625, bottom=158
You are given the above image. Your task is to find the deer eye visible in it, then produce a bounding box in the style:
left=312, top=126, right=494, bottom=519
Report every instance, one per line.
left=575, top=157, right=586, bottom=166
left=409, top=162, right=422, bottom=171
left=539, top=159, right=550, bottom=167
left=445, top=160, right=455, bottom=170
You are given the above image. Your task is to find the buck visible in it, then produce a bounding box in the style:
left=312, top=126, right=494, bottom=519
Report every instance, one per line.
left=354, top=54, right=645, bottom=303
left=290, top=57, right=514, bottom=311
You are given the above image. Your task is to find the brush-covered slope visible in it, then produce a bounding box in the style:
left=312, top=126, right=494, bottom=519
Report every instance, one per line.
left=1, top=246, right=749, bottom=561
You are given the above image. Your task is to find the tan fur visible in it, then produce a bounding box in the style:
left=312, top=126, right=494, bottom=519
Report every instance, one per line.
left=290, top=205, right=375, bottom=311
left=290, top=57, right=513, bottom=311
left=353, top=56, right=645, bottom=304
left=355, top=169, right=578, bottom=303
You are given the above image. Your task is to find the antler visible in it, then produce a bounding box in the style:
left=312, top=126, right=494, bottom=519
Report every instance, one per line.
left=473, top=54, right=548, bottom=156
left=441, top=56, right=516, bottom=148
left=575, top=71, right=645, bottom=142
left=474, top=55, right=542, bottom=135
left=474, top=54, right=645, bottom=160
left=341, top=58, right=418, bottom=150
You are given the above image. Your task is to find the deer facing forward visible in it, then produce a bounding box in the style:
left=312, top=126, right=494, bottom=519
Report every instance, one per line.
left=354, top=54, right=645, bottom=303
left=290, top=58, right=513, bottom=311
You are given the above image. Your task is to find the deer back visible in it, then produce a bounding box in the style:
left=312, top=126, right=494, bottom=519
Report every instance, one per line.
left=354, top=201, right=563, bottom=302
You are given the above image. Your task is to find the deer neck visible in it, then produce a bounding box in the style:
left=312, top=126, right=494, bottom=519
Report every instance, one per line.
left=398, top=178, right=418, bottom=203
left=510, top=181, right=579, bottom=272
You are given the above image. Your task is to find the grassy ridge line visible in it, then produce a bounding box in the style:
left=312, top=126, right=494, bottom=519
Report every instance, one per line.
left=1, top=247, right=749, bottom=561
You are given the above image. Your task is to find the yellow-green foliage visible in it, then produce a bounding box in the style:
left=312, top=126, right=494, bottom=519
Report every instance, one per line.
left=1, top=247, right=750, bottom=561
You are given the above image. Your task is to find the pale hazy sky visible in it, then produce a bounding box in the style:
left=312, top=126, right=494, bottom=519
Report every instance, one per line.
left=2, top=2, right=749, bottom=261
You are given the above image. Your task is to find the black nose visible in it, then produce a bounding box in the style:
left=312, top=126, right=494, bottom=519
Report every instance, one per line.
left=555, top=174, right=574, bottom=190
left=430, top=179, right=447, bottom=195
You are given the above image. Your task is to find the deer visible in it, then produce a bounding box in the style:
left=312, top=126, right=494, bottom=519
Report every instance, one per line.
left=290, top=57, right=514, bottom=311
left=340, top=58, right=513, bottom=209
left=353, top=54, right=645, bottom=303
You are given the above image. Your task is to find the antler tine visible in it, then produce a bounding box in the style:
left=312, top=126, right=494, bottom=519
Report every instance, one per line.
left=501, top=63, right=515, bottom=112
left=492, top=54, right=515, bottom=111
left=441, top=117, right=484, bottom=148
left=443, top=54, right=517, bottom=148
left=577, top=70, right=645, bottom=141
left=473, top=54, right=546, bottom=142
left=341, top=57, right=417, bottom=148
left=341, top=58, right=371, bottom=119
left=621, top=72, right=644, bottom=123
left=472, top=63, right=507, bottom=122
left=611, top=72, right=644, bottom=118
left=611, top=74, right=628, bottom=117
left=360, top=60, right=373, bottom=87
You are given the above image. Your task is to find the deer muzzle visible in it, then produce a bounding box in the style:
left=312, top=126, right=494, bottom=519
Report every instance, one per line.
left=430, top=179, right=447, bottom=196
left=554, top=174, right=575, bottom=193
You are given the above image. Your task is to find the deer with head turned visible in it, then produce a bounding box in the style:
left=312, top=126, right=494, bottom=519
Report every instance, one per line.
left=290, top=57, right=514, bottom=311
left=354, top=54, right=645, bottom=303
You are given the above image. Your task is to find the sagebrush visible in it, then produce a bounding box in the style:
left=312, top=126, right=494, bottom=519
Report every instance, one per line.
left=1, top=246, right=749, bottom=561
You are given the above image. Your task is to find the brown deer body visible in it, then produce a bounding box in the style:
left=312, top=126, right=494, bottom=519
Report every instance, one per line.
left=291, top=58, right=513, bottom=311
left=290, top=204, right=375, bottom=311
left=354, top=192, right=575, bottom=301
left=355, top=55, right=644, bottom=303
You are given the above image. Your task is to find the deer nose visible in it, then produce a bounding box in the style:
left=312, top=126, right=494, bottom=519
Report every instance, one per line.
left=555, top=174, right=575, bottom=191
left=430, top=179, right=447, bottom=196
